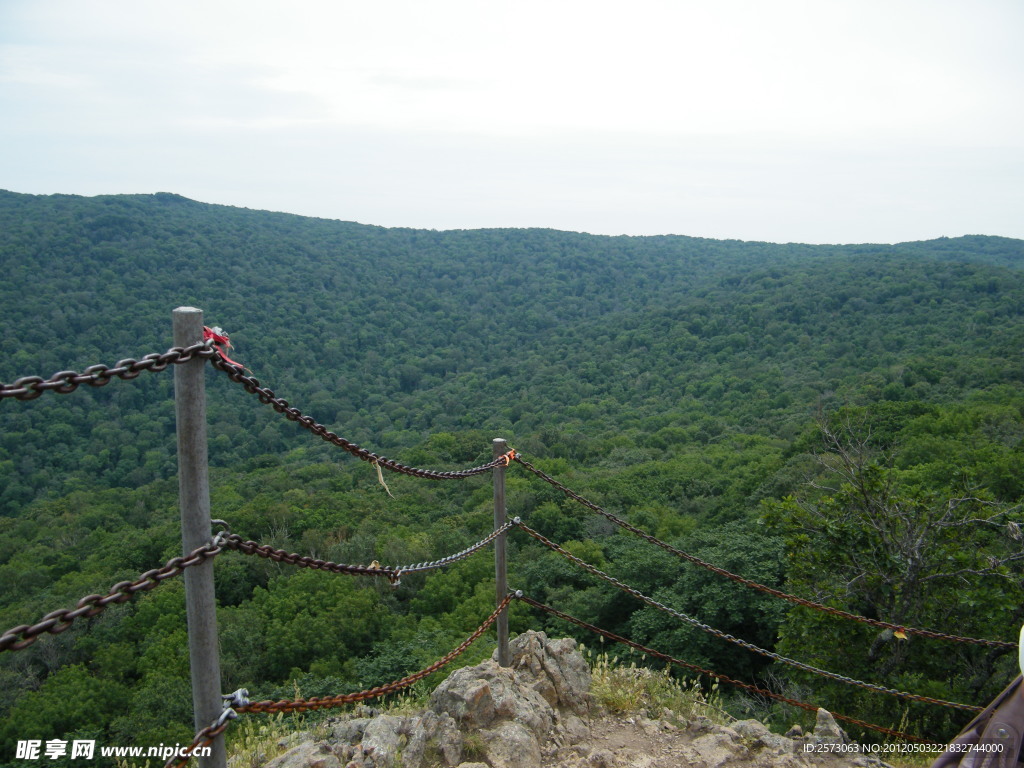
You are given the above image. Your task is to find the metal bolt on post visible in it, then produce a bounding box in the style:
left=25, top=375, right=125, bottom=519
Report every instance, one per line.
left=173, top=307, right=226, bottom=768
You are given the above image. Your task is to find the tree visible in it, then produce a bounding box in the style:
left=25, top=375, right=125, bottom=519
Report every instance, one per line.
left=623, top=521, right=787, bottom=683
left=0, top=664, right=129, bottom=743
left=763, top=413, right=1024, bottom=738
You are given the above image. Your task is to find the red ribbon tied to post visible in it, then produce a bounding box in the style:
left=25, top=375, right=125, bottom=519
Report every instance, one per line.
left=203, top=326, right=245, bottom=369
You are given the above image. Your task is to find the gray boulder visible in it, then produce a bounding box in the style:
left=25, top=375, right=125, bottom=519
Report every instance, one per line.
left=264, top=742, right=342, bottom=768
left=478, top=721, right=542, bottom=768
left=427, top=630, right=591, bottom=768
left=811, top=707, right=851, bottom=745
left=505, top=630, right=592, bottom=717
left=430, top=658, right=554, bottom=735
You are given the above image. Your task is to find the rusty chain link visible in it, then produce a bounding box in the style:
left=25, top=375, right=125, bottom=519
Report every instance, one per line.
left=0, top=540, right=223, bottom=653
left=513, top=455, right=1015, bottom=650
left=515, top=521, right=982, bottom=713
left=1, top=343, right=510, bottom=478
left=209, top=356, right=513, bottom=479
left=220, top=521, right=514, bottom=584
left=0, top=342, right=215, bottom=400
left=235, top=593, right=512, bottom=715
left=0, top=519, right=509, bottom=653
left=163, top=719, right=232, bottom=768
left=516, top=594, right=928, bottom=743
left=221, top=534, right=402, bottom=581
left=164, top=689, right=249, bottom=768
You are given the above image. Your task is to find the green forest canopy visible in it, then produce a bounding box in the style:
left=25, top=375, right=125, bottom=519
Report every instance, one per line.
left=2, top=189, right=1024, bottom=753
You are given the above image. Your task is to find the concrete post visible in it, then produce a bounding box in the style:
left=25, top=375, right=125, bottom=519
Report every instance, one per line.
left=173, top=307, right=226, bottom=768
left=493, top=437, right=510, bottom=667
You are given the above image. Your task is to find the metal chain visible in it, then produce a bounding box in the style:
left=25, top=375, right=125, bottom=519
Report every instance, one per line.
left=514, top=455, right=1015, bottom=650
left=516, top=594, right=928, bottom=743
left=168, top=597, right=512, bottom=766
left=164, top=689, right=249, bottom=768
left=391, top=520, right=516, bottom=581
left=0, top=540, right=223, bottom=653
left=220, top=521, right=515, bottom=584
left=0, top=342, right=215, bottom=400
left=515, top=521, right=982, bottom=713
left=163, top=720, right=232, bottom=768
left=209, top=356, right=513, bottom=480
left=236, top=593, right=513, bottom=715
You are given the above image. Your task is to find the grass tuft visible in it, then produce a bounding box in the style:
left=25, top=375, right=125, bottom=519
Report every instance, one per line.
left=585, top=647, right=731, bottom=725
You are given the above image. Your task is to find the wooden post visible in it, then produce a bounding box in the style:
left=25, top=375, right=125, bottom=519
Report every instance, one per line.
left=493, top=438, right=511, bottom=667
left=173, top=307, right=226, bottom=768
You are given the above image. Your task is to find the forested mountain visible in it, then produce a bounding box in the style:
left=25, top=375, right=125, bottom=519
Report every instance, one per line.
left=2, top=190, right=1022, bottom=512
left=2, top=189, right=1024, bottom=755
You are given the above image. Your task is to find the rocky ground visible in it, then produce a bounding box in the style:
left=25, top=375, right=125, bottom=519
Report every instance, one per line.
left=247, top=631, right=907, bottom=768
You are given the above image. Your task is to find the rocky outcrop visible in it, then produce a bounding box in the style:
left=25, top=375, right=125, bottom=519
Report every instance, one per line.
left=427, top=630, right=591, bottom=768
left=263, top=709, right=464, bottom=768
left=258, top=631, right=591, bottom=768
left=250, top=632, right=894, bottom=768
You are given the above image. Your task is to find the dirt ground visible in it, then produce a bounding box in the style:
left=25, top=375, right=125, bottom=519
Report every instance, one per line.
left=543, top=713, right=703, bottom=767
left=537, top=712, right=901, bottom=768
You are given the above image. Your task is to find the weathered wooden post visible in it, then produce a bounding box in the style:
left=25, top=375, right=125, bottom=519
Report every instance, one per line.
left=173, top=307, right=226, bottom=768
left=493, top=437, right=511, bottom=667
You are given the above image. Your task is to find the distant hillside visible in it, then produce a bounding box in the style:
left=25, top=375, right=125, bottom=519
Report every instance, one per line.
left=2, top=189, right=1023, bottom=515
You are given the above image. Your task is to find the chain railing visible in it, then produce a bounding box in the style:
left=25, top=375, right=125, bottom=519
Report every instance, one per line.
left=515, top=520, right=983, bottom=714
left=513, top=454, right=1016, bottom=650
left=208, top=355, right=513, bottom=480
left=0, top=342, right=216, bottom=400
left=0, top=539, right=225, bottom=653
left=0, top=340, right=512, bottom=478
left=219, top=520, right=516, bottom=585
left=1, top=519, right=517, bottom=654
left=1, top=330, right=1006, bottom=759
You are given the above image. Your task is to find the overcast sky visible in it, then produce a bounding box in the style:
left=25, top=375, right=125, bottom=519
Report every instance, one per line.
left=2, top=0, right=1022, bottom=244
